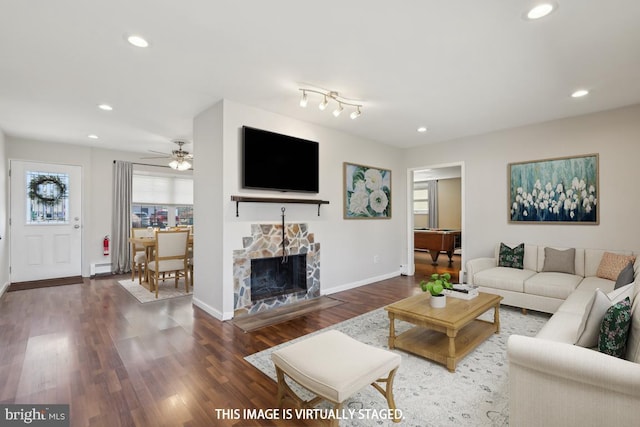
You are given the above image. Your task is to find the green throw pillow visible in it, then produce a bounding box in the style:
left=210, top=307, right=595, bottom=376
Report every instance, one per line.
left=498, top=243, right=525, bottom=269
left=598, top=297, right=632, bottom=358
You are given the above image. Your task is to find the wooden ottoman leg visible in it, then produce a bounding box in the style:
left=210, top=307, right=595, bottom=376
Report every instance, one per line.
left=275, top=366, right=286, bottom=408
left=371, top=367, right=401, bottom=423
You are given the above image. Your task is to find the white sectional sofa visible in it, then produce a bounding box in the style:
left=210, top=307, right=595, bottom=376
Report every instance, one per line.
left=467, top=244, right=640, bottom=426
left=466, top=244, right=638, bottom=314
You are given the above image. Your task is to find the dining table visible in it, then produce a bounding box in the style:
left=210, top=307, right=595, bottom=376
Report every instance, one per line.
left=129, top=232, right=194, bottom=284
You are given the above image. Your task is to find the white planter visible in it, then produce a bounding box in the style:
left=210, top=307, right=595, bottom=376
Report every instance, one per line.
left=430, top=294, right=447, bottom=308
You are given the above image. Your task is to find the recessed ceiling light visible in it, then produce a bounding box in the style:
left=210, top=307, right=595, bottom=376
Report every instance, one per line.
left=526, top=3, right=557, bottom=20
left=88, top=134, right=99, bottom=140
left=126, top=34, right=149, bottom=48
left=571, top=89, right=589, bottom=98
left=98, top=104, right=113, bottom=111
left=417, top=126, right=428, bottom=133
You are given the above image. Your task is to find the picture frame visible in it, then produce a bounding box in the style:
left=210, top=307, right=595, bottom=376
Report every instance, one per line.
left=343, top=162, right=391, bottom=219
left=508, top=153, right=599, bottom=224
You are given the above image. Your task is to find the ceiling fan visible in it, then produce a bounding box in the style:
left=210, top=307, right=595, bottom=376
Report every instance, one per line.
left=142, top=140, right=193, bottom=170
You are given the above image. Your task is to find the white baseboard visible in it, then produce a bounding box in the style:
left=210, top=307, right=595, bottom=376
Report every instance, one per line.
left=0, top=281, right=9, bottom=298
left=322, top=270, right=401, bottom=295
left=192, top=296, right=234, bottom=321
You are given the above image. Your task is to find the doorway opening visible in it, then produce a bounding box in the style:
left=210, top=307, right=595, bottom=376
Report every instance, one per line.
left=408, top=163, right=464, bottom=283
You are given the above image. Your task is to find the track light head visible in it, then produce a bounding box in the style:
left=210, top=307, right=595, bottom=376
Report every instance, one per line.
left=299, top=91, right=308, bottom=107
left=319, top=95, right=328, bottom=110
left=350, top=106, right=361, bottom=119
left=333, top=103, right=343, bottom=117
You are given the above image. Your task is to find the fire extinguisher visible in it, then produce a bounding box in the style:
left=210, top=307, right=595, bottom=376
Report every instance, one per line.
left=103, top=235, right=110, bottom=256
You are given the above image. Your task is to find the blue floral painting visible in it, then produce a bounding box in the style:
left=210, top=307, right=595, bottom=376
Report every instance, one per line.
left=509, top=154, right=598, bottom=224
left=344, top=163, right=391, bottom=219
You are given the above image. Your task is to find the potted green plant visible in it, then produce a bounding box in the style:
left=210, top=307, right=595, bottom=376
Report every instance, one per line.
left=420, top=273, right=453, bottom=308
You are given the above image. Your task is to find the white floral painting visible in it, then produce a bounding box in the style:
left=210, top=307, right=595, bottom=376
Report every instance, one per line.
left=508, top=154, right=598, bottom=224
left=344, top=162, right=391, bottom=219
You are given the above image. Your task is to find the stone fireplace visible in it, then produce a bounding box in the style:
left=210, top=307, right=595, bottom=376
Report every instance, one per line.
left=233, top=223, right=320, bottom=316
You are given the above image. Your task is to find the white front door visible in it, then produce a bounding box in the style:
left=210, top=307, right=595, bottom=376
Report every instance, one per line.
left=10, top=161, right=82, bottom=282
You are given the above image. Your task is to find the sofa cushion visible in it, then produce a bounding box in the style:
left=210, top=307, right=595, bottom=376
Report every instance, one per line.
left=524, top=272, right=582, bottom=300
left=498, top=243, right=524, bottom=269
left=473, top=267, right=536, bottom=293
left=558, top=285, right=604, bottom=316
left=536, top=311, right=583, bottom=343
left=537, top=246, right=585, bottom=277
left=597, top=252, right=637, bottom=281
left=614, top=262, right=635, bottom=289
left=598, top=297, right=632, bottom=358
left=542, top=247, right=576, bottom=274
left=575, top=284, right=634, bottom=348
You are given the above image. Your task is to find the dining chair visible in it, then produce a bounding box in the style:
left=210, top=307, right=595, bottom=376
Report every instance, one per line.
left=147, top=229, right=190, bottom=298
left=130, top=228, right=149, bottom=284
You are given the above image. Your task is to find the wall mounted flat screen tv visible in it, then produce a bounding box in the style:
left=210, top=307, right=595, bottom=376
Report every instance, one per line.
left=242, top=126, right=319, bottom=193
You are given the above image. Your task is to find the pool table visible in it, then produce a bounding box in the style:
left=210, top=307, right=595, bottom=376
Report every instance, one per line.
left=414, top=228, right=461, bottom=264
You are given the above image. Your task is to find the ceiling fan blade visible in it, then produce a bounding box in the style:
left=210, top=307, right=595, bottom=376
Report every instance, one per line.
left=148, top=150, right=169, bottom=155
left=140, top=155, right=169, bottom=159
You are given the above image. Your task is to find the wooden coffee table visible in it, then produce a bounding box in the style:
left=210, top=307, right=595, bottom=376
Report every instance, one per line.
left=385, top=292, right=502, bottom=372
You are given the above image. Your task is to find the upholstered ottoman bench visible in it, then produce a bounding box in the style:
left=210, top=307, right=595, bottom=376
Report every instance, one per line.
left=271, top=330, right=401, bottom=426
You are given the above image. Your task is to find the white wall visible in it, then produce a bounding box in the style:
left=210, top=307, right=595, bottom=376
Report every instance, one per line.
left=193, top=99, right=405, bottom=320
left=0, top=129, right=8, bottom=294
left=6, top=137, right=170, bottom=277
left=404, top=104, right=640, bottom=267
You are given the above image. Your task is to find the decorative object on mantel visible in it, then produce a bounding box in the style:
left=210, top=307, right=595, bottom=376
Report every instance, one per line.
left=508, top=153, right=598, bottom=224
left=298, top=86, right=362, bottom=119
left=230, top=195, right=329, bottom=217
left=421, top=273, right=452, bottom=308
left=343, top=162, right=391, bottom=219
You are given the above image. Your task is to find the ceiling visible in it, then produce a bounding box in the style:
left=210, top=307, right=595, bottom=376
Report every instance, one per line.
left=1, top=1, right=639, bottom=155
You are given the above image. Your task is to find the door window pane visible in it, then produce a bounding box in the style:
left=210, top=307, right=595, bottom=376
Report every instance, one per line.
left=26, top=171, right=69, bottom=224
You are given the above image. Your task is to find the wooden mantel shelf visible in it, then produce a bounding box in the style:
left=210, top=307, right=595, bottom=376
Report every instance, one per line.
left=231, top=195, right=330, bottom=217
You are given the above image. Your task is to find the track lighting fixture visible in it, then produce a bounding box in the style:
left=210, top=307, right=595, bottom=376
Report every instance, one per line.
left=299, top=88, right=363, bottom=119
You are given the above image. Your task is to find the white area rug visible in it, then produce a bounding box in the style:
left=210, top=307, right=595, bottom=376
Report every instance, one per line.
left=245, top=305, right=549, bottom=426
left=117, top=278, right=191, bottom=303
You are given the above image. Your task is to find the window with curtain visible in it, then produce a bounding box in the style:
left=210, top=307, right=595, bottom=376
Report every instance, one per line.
left=132, top=172, right=193, bottom=228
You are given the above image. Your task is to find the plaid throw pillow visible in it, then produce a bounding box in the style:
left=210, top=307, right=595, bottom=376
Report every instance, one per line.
left=498, top=243, right=525, bottom=269
left=598, top=297, right=632, bottom=358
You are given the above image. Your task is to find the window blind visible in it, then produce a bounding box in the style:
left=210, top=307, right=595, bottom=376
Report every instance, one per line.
left=132, top=173, right=193, bottom=205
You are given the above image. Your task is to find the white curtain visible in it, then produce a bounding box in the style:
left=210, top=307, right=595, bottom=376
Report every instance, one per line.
left=428, top=180, right=438, bottom=229
left=111, top=161, right=133, bottom=273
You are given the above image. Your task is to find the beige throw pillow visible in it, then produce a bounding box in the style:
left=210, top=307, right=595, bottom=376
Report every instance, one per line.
left=596, top=252, right=636, bottom=281
left=575, top=283, right=634, bottom=348
left=542, top=247, right=575, bottom=274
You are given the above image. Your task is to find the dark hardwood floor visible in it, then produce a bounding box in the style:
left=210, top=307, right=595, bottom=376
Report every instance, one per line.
left=0, top=274, right=423, bottom=427
left=414, top=250, right=462, bottom=283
